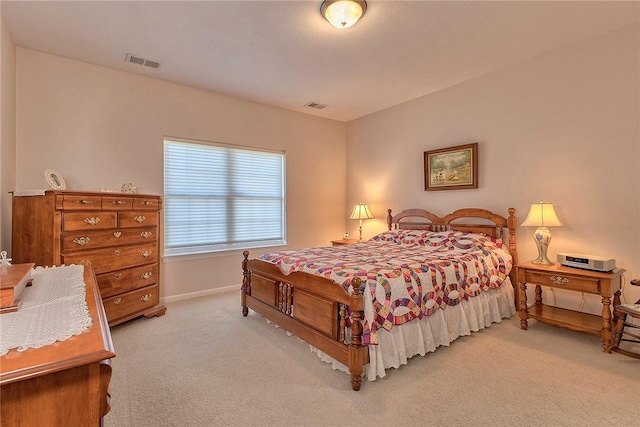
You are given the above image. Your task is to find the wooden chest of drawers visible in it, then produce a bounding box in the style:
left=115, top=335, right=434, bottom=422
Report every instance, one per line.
left=11, top=190, right=166, bottom=326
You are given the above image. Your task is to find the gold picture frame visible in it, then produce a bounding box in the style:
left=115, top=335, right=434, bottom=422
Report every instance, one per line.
left=424, top=142, right=478, bottom=191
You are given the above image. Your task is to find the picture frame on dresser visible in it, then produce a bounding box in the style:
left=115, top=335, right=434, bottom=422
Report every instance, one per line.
left=43, top=169, right=66, bottom=190
left=11, top=190, right=166, bottom=326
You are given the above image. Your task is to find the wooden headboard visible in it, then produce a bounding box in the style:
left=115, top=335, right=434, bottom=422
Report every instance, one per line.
left=386, top=207, right=518, bottom=273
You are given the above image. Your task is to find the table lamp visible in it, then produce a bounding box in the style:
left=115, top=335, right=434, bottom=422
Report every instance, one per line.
left=521, top=201, right=563, bottom=265
left=350, top=203, right=373, bottom=242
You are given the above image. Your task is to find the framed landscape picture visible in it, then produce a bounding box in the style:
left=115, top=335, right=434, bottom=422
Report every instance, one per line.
left=424, top=142, right=478, bottom=191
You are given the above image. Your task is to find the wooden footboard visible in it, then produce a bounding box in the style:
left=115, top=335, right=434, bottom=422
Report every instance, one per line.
left=241, top=251, right=369, bottom=391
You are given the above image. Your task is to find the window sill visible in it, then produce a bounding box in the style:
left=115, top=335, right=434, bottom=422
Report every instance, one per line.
left=162, top=243, right=289, bottom=263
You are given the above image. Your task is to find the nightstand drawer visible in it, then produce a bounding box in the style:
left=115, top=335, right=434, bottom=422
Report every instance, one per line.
left=524, top=270, right=599, bottom=294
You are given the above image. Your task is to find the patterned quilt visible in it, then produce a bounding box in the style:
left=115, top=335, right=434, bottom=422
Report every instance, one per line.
left=259, top=230, right=513, bottom=345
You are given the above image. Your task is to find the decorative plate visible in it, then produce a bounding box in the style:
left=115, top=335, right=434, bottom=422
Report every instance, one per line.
left=44, top=169, right=66, bottom=190
left=121, top=182, right=138, bottom=193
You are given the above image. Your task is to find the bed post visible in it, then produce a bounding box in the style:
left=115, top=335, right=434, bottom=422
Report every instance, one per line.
left=506, top=208, right=518, bottom=308
left=387, top=209, right=393, bottom=230
left=349, top=277, right=364, bottom=391
left=242, top=250, right=250, bottom=316
left=507, top=208, right=517, bottom=263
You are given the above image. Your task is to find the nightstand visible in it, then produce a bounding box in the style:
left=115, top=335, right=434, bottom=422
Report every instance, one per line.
left=515, top=261, right=625, bottom=352
left=331, top=239, right=358, bottom=246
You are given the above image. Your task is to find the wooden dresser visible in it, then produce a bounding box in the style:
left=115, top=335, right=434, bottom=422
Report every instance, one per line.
left=11, top=190, right=166, bottom=326
left=1, top=262, right=115, bottom=426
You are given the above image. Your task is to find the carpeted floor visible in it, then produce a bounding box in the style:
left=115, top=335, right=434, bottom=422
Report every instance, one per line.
left=103, top=291, right=639, bottom=427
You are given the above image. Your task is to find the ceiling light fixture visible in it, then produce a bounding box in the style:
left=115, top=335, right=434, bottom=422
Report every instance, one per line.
left=321, top=0, right=367, bottom=29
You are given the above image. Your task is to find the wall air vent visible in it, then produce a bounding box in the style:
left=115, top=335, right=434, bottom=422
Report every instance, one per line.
left=304, top=101, right=327, bottom=110
left=125, top=53, right=161, bottom=69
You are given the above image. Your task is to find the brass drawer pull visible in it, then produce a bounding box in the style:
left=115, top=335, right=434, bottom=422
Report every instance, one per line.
left=111, top=200, right=127, bottom=205
left=134, top=215, right=146, bottom=223
left=84, top=217, right=101, bottom=226
left=549, top=275, right=569, bottom=285
left=74, top=199, right=94, bottom=204
left=141, top=272, right=153, bottom=279
left=114, top=273, right=122, bottom=279
left=114, top=249, right=121, bottom=255
left=73, top=236, right=90, bottom=246
left=140, top=231, right=153, bottom=238
left=114, top=297, right=122, bottom=305
left=141, top=294, right=152, bottom=302
left=140, top=201, right=152, bottom=205
left=113, top=231, right=122, bottom=238
left=141, top=250, right=152, bottom=257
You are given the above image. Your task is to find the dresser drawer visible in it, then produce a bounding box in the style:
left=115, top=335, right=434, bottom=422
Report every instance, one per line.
left=524, top=271, right=600, bottom=294
left=62, top=227, right=157, bottom=252
left=97, top=264, right=158, bottom=298
left=102, top=196, right=133, bottom=211
left=62, top=212, right=117, bottom=231
left=118, top=211, right=158, bottom=228
left=62, top=243, right=157, bottom=274
left=61, top=194, right=102, bottom=210
left=134, top=197, right=161, bottom=211
left=103, top=284, right=159, bottom=323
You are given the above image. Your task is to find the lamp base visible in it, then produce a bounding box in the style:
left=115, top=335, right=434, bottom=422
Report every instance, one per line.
left=531, top=226, right=554, bottom=265
left=531, top=256, right=554, bottom=265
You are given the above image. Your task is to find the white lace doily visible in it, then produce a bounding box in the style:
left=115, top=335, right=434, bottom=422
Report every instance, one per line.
left=0, top=264, right=93, bottom=355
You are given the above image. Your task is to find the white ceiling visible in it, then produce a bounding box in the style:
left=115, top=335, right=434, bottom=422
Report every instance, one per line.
left=2, top=1, right=639, bottom=122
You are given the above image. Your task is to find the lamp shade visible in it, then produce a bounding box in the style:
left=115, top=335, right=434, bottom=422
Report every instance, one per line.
left=350, top=203, right=373, bottom=220
left=321, top=0, right=367, bottom=29
left=521, top=202, right=562, bottom=227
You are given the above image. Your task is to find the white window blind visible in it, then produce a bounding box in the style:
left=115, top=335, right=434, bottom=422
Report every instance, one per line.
left=164, top=139, right=286, bottom=256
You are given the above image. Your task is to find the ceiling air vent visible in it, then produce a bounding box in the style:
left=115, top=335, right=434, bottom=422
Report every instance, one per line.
left=125, top=53, right=161, bottom=69
left=304, top=101, right=327, bottom=110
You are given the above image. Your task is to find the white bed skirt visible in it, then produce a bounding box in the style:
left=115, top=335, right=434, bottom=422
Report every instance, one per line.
left=312, top=279, right=517, bottom=381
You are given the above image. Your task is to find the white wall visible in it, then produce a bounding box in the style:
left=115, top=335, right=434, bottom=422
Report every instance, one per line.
left=1, top=12, right=16, bottom=255
left=346, top=24, right=640, bottom=311
left=15, top=49, right=347, bottom=299
left=11, top=25, right=640, bottom=308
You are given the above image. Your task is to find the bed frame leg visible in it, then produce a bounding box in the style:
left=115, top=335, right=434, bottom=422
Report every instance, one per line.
left=351, top=374, right=362, bottom=391
left=241, top=250, right=250, bottom=317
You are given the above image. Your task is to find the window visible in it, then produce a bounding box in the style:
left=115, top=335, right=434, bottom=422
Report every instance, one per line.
left=163, top=138, right=286, bottom=256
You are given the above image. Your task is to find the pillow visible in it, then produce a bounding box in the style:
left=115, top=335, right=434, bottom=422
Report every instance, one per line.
left=422, top=231, right=502, bottom=251
left=399, top=230, right=432, bottom=245
left=396, top=230, right=503, bottom=251
left=368, top=230, right=404, bottom=243
left=370, top=229, right=503, bottom=250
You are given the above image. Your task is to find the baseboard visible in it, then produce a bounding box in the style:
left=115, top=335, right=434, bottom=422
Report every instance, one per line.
left=160, top=284, right=241, bottom=304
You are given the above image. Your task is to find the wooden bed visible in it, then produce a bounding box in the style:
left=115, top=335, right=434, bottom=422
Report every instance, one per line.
left=241, top=207, right=518, bottom=391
